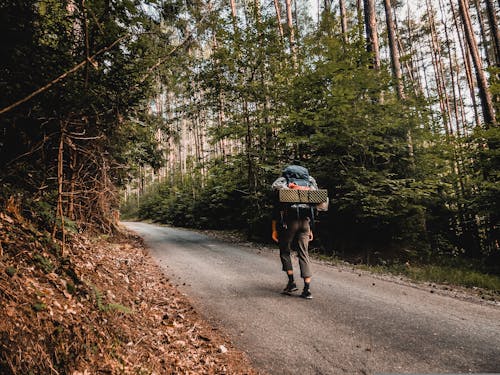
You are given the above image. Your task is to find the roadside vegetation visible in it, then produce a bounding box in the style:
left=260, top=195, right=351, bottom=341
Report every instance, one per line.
left=358, top=260, right=500, bottom=295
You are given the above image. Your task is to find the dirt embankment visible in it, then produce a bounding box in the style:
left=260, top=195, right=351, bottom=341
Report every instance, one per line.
left=0, top=213, right=259, bottom=374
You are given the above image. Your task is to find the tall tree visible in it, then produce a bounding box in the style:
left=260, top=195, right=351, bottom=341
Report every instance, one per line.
left=273, top=0, right=285, bottom=39
left=458, top=0, right=496, bottom=126
left=363, top=0, right=381, bottom=69
left=384, top=0, right=404, bottom=98
left=285, top=0, right=298, bottom=67
left=339, top=0, right=348, bottom=41
left=485, top=0, right=500, bottom=66
left=472, top=0, right=492, bottom=67
left=230, top=0, right=238, bottom=33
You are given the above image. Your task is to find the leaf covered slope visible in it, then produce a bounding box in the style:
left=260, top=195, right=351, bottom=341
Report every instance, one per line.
left=0, top=209, right=259, bottom=374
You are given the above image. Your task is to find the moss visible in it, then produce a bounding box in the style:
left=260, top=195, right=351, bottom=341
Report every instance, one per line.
left=32, top=303, right=47, bottom=312
left=5, top=266, right=17, bottom=277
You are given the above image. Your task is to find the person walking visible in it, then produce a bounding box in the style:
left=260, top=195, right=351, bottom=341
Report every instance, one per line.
left=271, top=165, right=318, bottom=299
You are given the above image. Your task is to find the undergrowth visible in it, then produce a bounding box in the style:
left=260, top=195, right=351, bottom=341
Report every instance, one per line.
left=360, top=263, right=500, bottom=294
left=310, top=249, right=500, bottom=295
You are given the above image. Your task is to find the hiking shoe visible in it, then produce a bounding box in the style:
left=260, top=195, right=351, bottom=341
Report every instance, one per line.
left=282, top=282, right=298, bottom=294
left=300, top=289, right=313, bottom=299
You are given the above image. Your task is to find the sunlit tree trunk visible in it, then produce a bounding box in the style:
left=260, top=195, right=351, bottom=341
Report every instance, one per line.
left=363, top=0, right=380, bottom=69
left=230, top=0, right=238, bottom=33
left=438, top=0, right=461, bottom=134
left=399, top=1, right=424, bottom=96
left=273, top=0, right=284, bottom=39
left=449, top=0, right=482, bottom=128
left=458, top=0, right=496, bottom=126
left=383, top=0, right=403, bottom=98
left=339, top=0, right=348, bottom=41
left=427, top=0, right=453, bottom=135
left=384, top=0, right=414, bottom=160
left=285, top=0, right=297, bottom=67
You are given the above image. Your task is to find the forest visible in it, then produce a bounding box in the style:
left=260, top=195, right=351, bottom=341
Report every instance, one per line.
left=1, top=0, right=499, bottom=273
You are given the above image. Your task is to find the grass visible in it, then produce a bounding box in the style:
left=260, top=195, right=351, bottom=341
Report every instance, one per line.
left=309, top=250, right=500, bottom=295
left=360, top=263, right=500, bottom=294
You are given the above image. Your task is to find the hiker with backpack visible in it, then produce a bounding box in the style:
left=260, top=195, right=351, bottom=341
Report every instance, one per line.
left=271, top=165, right=319, bottom=299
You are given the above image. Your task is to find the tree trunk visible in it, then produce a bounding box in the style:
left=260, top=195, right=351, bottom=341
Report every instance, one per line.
left=254, top=0, right=261, bottom=25
left=363, top=0, right=380, bottom=69
left=427, top=0, right=453, bottom=136
left=401, top=1, right=424, bottom=96
left=273, top=0, right=285, bottom=39
left=450, top=0, right=482, bottom=128
left=324, top=0, right=331, bottom=13
left=383, top=0, right=403, bottom=98
left=472, top=0, right=492, bottom=67
left=438, top=0, right=461, bottom=134
left=458, top=0, right=496, bottom=126
left=356, top=0, right=363, bottom=39
left=53, top=122, right=66, bottom=255
left=384, top=0, right=414, bottom=160
left=230, top=0, right=238, bottom=33
left=339, top=0, right=348, bottom=41
left=285, top=0, right=297, bottom=67
left=485, top=0, right=500, bottom=66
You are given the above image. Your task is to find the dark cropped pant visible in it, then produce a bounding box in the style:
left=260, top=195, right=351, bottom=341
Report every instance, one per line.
left=279, top=218, right=312, bottom=278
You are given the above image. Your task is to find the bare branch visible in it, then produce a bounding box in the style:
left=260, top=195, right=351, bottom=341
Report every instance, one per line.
left=0, top=35, right=130, bottom=116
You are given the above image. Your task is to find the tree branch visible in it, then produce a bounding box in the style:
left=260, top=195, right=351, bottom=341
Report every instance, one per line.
left=0, top=35, right=129, bottom=116
left=139, top=35, right=193, bottom=84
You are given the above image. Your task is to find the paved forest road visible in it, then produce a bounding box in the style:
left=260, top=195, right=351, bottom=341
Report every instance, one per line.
left=124, top=222, right=500, bottom=375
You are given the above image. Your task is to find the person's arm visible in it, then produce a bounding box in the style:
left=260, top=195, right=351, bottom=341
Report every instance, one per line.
left=272, top=220, right=279, bottom=243
left=271, top=177, right=287, bottom=242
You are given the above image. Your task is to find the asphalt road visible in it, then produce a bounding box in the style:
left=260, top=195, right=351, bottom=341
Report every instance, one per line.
left=124, top=222, right=500, bottom=375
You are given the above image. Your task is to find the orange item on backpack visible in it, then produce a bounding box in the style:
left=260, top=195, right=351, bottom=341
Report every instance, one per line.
left=288, top=182, right=311, bottom=190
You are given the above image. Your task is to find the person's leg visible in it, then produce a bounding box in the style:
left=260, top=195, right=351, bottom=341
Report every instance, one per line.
left=296, top=219, right=313, bottom=298
left=279, top=221, right=299, bottom=293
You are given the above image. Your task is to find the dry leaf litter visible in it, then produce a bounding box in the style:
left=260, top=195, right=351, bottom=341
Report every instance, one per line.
left=0, top=210, right=260, bottom=374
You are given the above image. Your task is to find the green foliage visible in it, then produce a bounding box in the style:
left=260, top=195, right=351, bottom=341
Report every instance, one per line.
left=133, top=158, right=252, bottom=230
left=277, top=30, right=437, bottom=252
left=0, top=0, right=170, bottom=231
left=90, top=285, right=132, bottom=314
left=364, top=263, right=500, bottom=293
left=32, top=302, right=47, bottom=312
left=5, top=267, right=17, bottom=277
left=33, top=254, right=55, bottom=274
left=128, top=7, right=498, bottom=268
left=66, top=281, right=76, bottom=295
left=33, top=201, right=56, bottom=230
left=468, top=126, right=500, bottom=255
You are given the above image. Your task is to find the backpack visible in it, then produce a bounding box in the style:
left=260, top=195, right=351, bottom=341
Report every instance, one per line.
left=282, top=165, right=311, bottom=188
left=281, top=165, right=315, bottom=222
